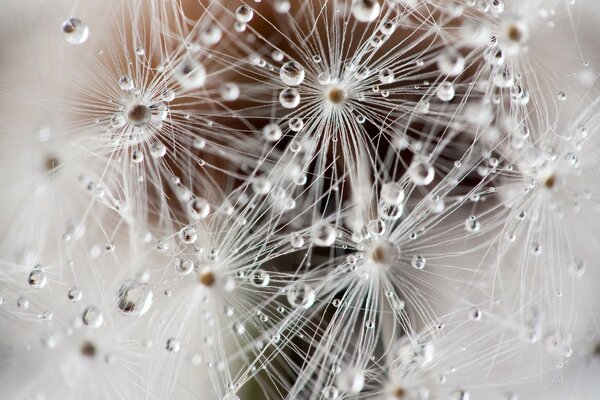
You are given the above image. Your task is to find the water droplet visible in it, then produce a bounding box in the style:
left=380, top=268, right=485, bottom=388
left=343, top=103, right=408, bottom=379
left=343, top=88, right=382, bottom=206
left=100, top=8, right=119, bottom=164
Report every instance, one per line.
left=290, top=233, right=304, bottom=248
left=408, top=159, right=435, bottom=185
left=28, top=269, right=47, bottom=288
left=286, top=283, right=316, bottom=309
left=322, top=386, right=340, bottom=399
left=436, top=82, right=455, bottom=101
left=469, top=307, right=482, bottom=321
left=411, top=255, right=426, bottom=270
left=115, top=280, right=153, bottom=317
left=82, top=306, right=104, bottom=328
left=351, top=0, right=381, bottom=23
left=118, top=75, right=134, bottom=91
left=220, top=83, right=240, bottom=101
left=131, top=150, right=144, bottom=163
left=176, top=258, right=194, bottom=275
left=150, top=142, right=167, bottom=158
left=179, top=227, right=198, bottom=244
left=252, top=270, right=270, bottom=287
left=280, top=61, right=305, bottom=86
left=437, top=48, right=465, bottom=76
left=175, top=59, right=206, bottom=89
left=380, top=182, right=404, bottom=205
left=312, top=222, right=336, bottom=246
left=288, top=117, right=304, bottom=132
left=336, top=369, right=365, bottom=394
left=67, top=287, right=82, bottom=302
left=263, top=123, right=283, bottom=141
left=279, top=88, right=301, bottom=108
left=188, top=198, right=210, bottom=220
left=166, top=338, right=181, bottom=352
left=232, top=322, right=246, bottom=335
left=378, top=68, right=394, bottom=84
left=235, top=5, right=254, bottom=23
left=61, top=18, right=89, bottom=45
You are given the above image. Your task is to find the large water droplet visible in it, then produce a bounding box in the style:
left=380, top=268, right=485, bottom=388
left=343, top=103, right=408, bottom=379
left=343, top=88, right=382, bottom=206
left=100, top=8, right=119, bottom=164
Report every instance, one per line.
left=61, top=18, right=89, bottom=45
left=115, top=280, right=153, bottom=317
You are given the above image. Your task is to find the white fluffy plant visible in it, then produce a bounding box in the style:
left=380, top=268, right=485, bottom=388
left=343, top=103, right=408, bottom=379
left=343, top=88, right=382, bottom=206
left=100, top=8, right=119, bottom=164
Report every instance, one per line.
left=2, top=0, right=600, bottom=399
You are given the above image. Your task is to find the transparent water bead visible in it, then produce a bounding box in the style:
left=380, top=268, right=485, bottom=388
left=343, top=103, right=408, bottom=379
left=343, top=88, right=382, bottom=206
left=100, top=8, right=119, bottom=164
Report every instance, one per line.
left=28, top=268, right=47, bottom=288
left=235, top=5, right=254, bottom=23
left=408, top=159, right=435, bottom=186
left=322, top=386, right=340, bottom=399
left=179, top=227, right=198, bottom=244
left=61, top=18, right=89, bottom=45
left=115, top=280, right=153, bottom=317
left=263, top=123, right=283, bottom=141
left=150, top=141, right=167, bottom=158
left=290, top=233, right=304, bottom=248
left=378, top=68, right=394, bottom=84
left=166, top=338, right=181, bottom=352
left=437, top=48, right=465, bottom=77
left=351, top=0, right=381, bottom=23
left=188, top=197, right=211, bottom=220
left=336, top=369, right=365, bottom=394
left=175, top=59, right=206, bottom=89
left=312, top=221, right=336, bottom=246
left=411, top=255, right=426, bottom=270
left=175, top=258, right=194, bottom=275
left=286, top=283, right=316, bottom=309
left=220, top=83, right=240, bottom=101
left=436, top=82, right=455, bottom=101
left=67, top=287, right=82, bottom=302
left=468, top=307, right=482, bottom=321
left=200, top=25, right=222, bottom=46
left=279, top=88, right=301, bottom=108
left=288, top=117, right=304, bottom=132
left=252, top=270, right=270, bottom=287
left=381, top=182, right=404, bottom=205
left=280, top=61, right=305, bottom=86
left=82, top=306, right=104, bottom=328
left=118, top=75, right=134, bottom=91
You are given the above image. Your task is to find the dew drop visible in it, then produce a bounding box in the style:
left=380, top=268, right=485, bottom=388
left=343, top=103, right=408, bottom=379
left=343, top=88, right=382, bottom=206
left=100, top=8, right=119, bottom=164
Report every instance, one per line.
left=381, top=182, right=404, bottom=205
left=175, top=59, right=206, bottom=89
left=286, top=283, right=316, bottom=309
left=115, top=280, right=153, bottom=317
left=436, top=82, right=455, bottom=101
left=351, top=0, right=381, bottom=23
left=61, top=18, right=89, bottom=45
left=279, top=88, right=301, bottom=108
left=28, top=269, right=47, bottom=288
left=280, top=61, right=305, bottom=86
left=82, top=306, right=104, bottom=328
left=312, top=222, right=336, bottom=246
left=166, top=338, right=181, bottom=352
left=235, top=5, right=254, bottom=23
left=408, top=159, right=435, bottom=186
left=67, top=287, right=82, bottom=302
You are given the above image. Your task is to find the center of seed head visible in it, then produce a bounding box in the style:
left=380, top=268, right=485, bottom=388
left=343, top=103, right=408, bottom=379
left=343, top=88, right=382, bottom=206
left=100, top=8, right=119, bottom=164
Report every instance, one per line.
left=543, top=174, right=556, bottom=190
left=392, top=386, right=406, bottom=399
left=507, top=25, right=523, bottom=42
left=80, top=341, right=97, bottom=358
left=44, top=155, right=60, bottom=172
left=126, top=103, right=151, bottom=127
left=368, top=241, right=398, bottom=266
left=198, top=269, right=216, bottom=287
left=326, top=86, right=348, bottom=105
